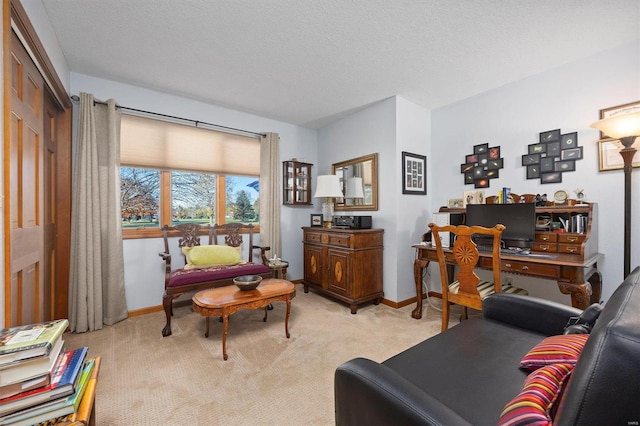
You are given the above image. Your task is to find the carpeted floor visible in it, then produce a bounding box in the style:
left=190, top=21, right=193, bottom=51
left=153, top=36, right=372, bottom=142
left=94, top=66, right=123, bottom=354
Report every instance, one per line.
left=63, top=286, right=453, bottom=425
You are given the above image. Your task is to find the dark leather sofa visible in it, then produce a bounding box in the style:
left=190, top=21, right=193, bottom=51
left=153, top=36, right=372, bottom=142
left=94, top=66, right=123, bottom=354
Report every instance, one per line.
left=335, top=266, right=640, bottom=425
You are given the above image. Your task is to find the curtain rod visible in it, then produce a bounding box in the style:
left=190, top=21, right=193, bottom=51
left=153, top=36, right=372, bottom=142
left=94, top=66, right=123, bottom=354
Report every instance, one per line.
left=70, top=95, right=266, bottom=138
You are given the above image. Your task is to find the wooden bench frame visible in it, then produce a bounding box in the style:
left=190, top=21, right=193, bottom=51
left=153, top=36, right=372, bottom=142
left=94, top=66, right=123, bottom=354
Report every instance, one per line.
left=159, top=223, right=272, bottom=336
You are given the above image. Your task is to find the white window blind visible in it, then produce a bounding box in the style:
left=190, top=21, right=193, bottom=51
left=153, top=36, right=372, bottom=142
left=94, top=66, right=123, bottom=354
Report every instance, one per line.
left=120, top=114, right=260, bottom=176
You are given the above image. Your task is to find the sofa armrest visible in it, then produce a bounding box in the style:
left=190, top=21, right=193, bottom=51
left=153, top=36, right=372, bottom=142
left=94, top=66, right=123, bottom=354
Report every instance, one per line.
left=335, top=358, right=472, bottom=426
left=483, top=293, right=582, bottom=336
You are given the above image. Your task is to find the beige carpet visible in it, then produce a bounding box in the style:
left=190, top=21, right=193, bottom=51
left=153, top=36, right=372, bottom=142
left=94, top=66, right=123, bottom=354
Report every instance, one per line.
left=63, top=286, right=451, bottom=425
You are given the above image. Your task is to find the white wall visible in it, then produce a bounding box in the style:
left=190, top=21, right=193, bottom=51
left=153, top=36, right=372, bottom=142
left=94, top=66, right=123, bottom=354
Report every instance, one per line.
left=71, top=73, right=318, bottom=311
left=317, top=96, right=431, bottom=303
left=20, top=0, right=71, bottom=91
left=431, top=41, right=640, bottom=303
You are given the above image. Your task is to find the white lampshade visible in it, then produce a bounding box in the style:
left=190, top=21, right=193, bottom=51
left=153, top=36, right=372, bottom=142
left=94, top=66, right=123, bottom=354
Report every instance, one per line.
left=591, top=111, right=640, bottom=144
left=314, top=175, right=343, bottom=198
left=345, top=177, right=365, bottom=198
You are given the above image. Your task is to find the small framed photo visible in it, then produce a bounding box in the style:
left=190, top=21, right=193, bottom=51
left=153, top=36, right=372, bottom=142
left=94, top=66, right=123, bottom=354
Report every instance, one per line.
left=465, top=154, right=478, bottom=164
left=541, top=172, right=562, bottom=184
left=474, top=179, right=489, bottom=189
left=464, top=173, right=474, bottom=184
left=461, top=163, right=474, bottom=173
left=554, top=160, right=576, bottom=172
left=540, top=157, right=555, bottom=172
left=310, top=214, right=323, bottom=227
left=560, top=132, right=578, bottom=150
left=402, top=151, right=427, bottom=195
left=539, top=129, right=561, bottom=143
left=560, top=146, right=583, bottom=160
left=522, top=153, right=540, bottom=166
left=448, top=198, right=464, bottom=208
left=487, top=158, right=503, bottom=169
left=477, top=153, right=488, bottom=166
left=463, top=190, right=477, bottom=207
left=528, top=143, right=546, bottom=155
left=598, top=138, right=640, bottom=171
left=485, top=169, right=499, bottom=179
left=473, top=143, right=489, bottom=154
left=526, top=165, right=540, bottom=179
left=473, top=166, right=486, bottom=178
left=546, top=141, right=561, bottom=157
left=488, top=146, right=501, bottom=159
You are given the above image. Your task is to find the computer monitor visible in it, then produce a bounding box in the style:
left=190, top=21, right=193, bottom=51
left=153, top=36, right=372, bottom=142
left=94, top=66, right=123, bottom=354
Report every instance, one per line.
left=465, top=203, right=536, bottom=249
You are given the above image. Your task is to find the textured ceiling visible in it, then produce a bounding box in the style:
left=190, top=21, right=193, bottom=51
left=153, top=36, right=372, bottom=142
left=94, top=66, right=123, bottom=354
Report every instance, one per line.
left=40, top=0, right=639, bottom=128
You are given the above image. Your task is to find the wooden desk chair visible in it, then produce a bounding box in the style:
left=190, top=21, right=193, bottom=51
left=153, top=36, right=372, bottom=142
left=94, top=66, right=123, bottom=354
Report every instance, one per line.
left=428, top=222, right=528, bottom=332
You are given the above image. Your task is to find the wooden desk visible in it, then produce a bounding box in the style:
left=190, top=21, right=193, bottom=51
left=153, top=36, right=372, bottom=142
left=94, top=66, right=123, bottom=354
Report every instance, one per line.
left=411, top=243, right=603, bottom=319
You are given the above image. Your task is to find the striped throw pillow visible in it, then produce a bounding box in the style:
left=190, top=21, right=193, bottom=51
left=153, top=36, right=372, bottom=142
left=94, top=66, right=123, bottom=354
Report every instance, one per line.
left=520, top=334, right=589, bottom=370
left=498, top=363, right=573, bottom=426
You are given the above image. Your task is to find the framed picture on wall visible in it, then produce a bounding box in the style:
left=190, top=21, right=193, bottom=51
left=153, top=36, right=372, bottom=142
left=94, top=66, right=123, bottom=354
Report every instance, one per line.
left=598, top=138, right=640, bottom=171
left=402, top=151, right=427, bottom=195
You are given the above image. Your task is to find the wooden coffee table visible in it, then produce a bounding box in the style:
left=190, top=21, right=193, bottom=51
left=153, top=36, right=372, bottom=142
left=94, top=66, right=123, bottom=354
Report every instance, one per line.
left=192, top=278, right=296, bottom=360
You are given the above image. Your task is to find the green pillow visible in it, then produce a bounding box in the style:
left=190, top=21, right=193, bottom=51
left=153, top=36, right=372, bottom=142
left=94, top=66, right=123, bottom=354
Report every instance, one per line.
left=182, top=245, right=242, bottom=268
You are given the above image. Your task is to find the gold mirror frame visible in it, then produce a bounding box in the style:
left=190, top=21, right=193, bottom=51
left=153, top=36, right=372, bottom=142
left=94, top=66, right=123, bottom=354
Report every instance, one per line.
left=332, top=153, right=379, bottom=211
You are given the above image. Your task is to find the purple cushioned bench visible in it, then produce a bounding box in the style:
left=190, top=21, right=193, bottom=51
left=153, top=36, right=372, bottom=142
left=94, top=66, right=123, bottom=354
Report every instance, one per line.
left=159, top=223, right=273, bottom=337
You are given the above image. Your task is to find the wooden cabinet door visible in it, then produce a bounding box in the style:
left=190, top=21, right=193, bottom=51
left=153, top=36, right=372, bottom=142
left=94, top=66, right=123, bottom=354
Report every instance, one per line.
left=303, top=245, right=323, bottom=287
left=327, top=249, right=350, bottom=296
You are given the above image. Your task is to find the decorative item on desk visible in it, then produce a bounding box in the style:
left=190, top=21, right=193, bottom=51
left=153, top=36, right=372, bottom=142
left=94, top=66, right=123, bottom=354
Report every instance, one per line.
left=591, top=102, right=640, bottom=278
left=314, top=175, right=343, bottom=227
left=448, top=198, right=464, bottom=208
left=574, top=188, right=586, bottom=204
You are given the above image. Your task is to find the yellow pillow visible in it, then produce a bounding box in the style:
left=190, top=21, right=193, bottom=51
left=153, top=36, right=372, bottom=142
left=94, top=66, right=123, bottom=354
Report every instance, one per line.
left=182, top=245, right=242, bottom=268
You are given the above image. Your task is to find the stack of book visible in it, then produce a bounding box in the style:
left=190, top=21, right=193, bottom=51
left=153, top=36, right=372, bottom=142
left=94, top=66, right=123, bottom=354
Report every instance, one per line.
left=497, top=187, right=512, bottom=204
left=0, top=320, right=95, bottom=425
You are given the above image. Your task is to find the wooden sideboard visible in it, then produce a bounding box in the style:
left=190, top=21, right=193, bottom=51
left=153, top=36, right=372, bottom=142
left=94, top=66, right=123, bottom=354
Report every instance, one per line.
left=302, top=227, right=383, bottom=313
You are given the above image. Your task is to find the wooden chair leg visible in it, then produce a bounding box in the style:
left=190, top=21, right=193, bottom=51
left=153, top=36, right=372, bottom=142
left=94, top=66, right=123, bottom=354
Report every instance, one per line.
left=441, top=299, right=450, bottom=332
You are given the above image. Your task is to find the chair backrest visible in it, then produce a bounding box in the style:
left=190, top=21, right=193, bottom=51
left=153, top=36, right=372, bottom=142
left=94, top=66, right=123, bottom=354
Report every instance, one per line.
left=428, top=223, right=505, bottom=310
left=161, top=223, right=212, bottom=262
left=211, top=223, right=256, bottom=262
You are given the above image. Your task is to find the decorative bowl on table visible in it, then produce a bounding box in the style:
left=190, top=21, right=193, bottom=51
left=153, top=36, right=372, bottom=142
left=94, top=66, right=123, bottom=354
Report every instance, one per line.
left=233, top=275, right=263, bottom=291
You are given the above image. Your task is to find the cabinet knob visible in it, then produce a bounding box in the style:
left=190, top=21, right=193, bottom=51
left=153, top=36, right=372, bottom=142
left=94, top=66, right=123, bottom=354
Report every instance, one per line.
left=541, top=236, right=549, bottom=241
left=568, top=237, right=577, bottom=242
left=521, top=265, right=529, bottom=271
left=505, top=263, right=512, bottom=268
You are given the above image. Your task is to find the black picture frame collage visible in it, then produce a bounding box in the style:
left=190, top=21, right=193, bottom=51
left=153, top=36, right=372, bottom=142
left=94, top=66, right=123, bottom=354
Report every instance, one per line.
left=522, top=129, right=582, bottom=184
left=460, top=143, right=504, bottom=188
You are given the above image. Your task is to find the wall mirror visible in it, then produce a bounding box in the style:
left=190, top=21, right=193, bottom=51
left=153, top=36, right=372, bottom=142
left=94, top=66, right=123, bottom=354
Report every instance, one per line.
left=332, top=153, right=378, bottom=211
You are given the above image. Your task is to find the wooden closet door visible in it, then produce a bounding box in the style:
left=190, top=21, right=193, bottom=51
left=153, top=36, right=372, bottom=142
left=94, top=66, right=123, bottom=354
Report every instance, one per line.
left=7, top=29, right=45, bottom=325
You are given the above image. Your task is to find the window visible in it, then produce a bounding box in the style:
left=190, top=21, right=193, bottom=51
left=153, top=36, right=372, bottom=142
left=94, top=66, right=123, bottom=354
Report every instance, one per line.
left=120, top=114, right=260, bottom=238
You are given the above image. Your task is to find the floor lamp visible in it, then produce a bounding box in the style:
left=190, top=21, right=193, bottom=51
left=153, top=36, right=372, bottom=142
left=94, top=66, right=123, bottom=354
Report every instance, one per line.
left=591, top=110, right=640, bottom=278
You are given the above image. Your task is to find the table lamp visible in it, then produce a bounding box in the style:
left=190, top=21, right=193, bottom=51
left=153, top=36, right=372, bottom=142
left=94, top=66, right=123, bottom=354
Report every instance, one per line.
left=345, top=176, right=365, bottom=205
left=314, top=175, right=343, bottom=227
left=591, top=110, right=640, bottom=278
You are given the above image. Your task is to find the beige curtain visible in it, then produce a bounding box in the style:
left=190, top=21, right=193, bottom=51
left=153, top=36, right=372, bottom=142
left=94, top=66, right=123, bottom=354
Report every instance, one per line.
left=69, top=93, right=128, bottom=332
left=259, top=133, right=281, bottom=258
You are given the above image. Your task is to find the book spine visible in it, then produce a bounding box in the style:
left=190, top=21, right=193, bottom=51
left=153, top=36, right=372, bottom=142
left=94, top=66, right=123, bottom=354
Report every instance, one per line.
left=69, top=357, right=100, bottom=423
left=56, top=347, right=88, bottom=388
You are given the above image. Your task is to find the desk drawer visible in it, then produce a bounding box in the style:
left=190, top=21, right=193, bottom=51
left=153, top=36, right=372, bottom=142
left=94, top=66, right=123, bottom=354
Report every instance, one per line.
left=501, top=260, right=559, bottom=278
left=536, top=232, right=557, bottom=243
left=558, top=234, right=585, bottom=244
left=558, top=243, right=582, bottom=255
left=532, top=242, right=558, bottom=253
